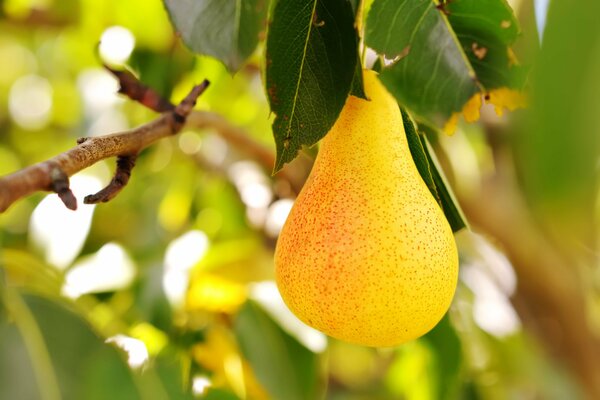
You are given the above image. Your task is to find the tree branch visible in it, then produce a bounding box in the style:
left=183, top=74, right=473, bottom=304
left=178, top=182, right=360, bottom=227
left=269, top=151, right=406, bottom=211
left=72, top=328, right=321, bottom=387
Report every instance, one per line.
left=0, top=81, right=210, bottom=213
left=104, top=65, right=175, bottom=113
left=0, top=62, right=312, bottom=213
left=0, top=104, right=303, bottom=213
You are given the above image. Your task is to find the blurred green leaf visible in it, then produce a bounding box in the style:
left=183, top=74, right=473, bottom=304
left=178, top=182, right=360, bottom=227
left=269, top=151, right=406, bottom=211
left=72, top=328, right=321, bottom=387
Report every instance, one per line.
left=423, top=315, right=463, bottom=399
left=203, top=388, right=241, bottom=400
left=517, top=0, right=600, bottom=246
left=0, top=290, right=195, bottom=399
left=80, top=353, right=142, bottom=400
left=402, top=108, right=467, bottom=232
left=164, top=0, right=267, bottom=72
left=234, top=301, right=321, bottom=400
left=144, top=354, right=196, bottom=400
left=385, top=341, right=437, bottom=399
left=492, top=334, right=585, bottom=400
left=34, top=293, right=143, bottom=398
left=0, top=298, right=49, bottom=400
left=366, top=0, right=480, bottom=122
left=0, top=249, right=63, bottom=297
left=266, top=0, right=360, bottom=171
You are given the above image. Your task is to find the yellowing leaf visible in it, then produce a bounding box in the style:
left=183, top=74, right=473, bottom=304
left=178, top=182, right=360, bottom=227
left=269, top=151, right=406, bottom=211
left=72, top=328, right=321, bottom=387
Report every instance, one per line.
left=442, top=87, right=526, bottom=133
left=192, top=328, right=269, bottom=400
left=443, top=113, right=460, bottom=135
left=486, top=88, right=528, bottom=116
left=462, top=93, right=482, bottom=123
left=186, top=274, right=247, bottom=314
left=443, top=93, right=482, bottom=134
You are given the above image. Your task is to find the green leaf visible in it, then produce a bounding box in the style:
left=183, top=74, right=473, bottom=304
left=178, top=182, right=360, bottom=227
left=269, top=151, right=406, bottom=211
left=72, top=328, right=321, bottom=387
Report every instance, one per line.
left=266, top=0, right=360, bottom=171
left=449, top=0, right=519, bottom=44
left=403, top=109, right=440, bottom=204
left=234, top=301, right=321, bottom=400
left=0, top=291, right=140, bottom=400
left=164, top=0, right=267, bottom=72
left=350, top=1, right=366, bottom=99
left=371, top=56, right=383, bottom=73
left=366, top=0, right=480, bottom=122
left=402, top=108, right=467, bottom=232
left=422, top=136, right=468, bottom=232
left=350, top=60, right=367, bottom=99
left=366, top=0, right=525, bottom=123
left=446, top=0, right=523, bottom=89
left=349, top=0, right=361, bottom=14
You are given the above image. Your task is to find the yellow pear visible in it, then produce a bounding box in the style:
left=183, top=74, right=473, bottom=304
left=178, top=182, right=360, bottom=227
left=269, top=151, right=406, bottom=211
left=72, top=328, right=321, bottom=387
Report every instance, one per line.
left=274, top=70, right=459, bottom=347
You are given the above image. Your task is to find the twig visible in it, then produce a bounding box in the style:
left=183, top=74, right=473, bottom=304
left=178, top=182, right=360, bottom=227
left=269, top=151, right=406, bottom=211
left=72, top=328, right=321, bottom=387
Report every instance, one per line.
left=84, top=154, right=138, bottom=204
left=104, top=65, right=174, bottom=113
left=0, top=81, right=209, bottom=212
left=0, top=107, right=306, bottom=213
left=49, top=165, right=77, bottom=210
left=0, top=63, right=311, bottom=212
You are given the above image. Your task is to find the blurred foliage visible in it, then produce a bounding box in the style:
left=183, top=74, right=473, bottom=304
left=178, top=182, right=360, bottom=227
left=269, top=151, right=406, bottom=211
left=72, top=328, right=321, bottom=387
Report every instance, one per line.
left=517, top=0, right=600, bottom=248
left=0, top=0, right=597, bottom=399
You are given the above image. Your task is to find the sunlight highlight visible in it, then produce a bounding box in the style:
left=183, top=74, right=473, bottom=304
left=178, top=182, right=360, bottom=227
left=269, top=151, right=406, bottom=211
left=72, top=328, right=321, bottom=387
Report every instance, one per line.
left=62, top=243, right=136, bottom=298
left=240, top=182, right=272, bottom=209
left=163, top=230, right=210, bottom=307
left=192, top=375, right=212, bottom=396
left=99, top=26, right=135, bottom=64
left=29, top=174, right=103, bottom=269
left=264, top=199, right=294, bottom=237
left=228, top=161, right=274, bottom=229
left=199, top=134, right=228, bottom=166
left=106, top=335, right=149, bottom=370
left=534, top=0, right=550, bottom=42
left=77, top=68, right=121, bottom=114
left=178, top=131, right=203, bottom=155
left=459, top=232, right=521, bottom=338
left=9, top=74, right=53, bottom=129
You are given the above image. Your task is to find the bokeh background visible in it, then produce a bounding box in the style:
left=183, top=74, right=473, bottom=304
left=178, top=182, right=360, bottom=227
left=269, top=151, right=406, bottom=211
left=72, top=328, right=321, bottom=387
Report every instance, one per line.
left=1, top=0, right=599, bottom=399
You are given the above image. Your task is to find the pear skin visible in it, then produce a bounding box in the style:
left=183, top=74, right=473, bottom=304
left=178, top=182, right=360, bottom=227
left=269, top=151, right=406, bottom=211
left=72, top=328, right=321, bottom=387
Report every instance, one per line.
left=274, top=70, right=459, bottom=347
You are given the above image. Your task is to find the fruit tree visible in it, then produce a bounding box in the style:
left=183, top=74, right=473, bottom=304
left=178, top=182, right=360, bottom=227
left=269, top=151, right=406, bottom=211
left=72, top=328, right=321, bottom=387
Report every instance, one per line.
left=1, top=0, right=599, bottom=399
